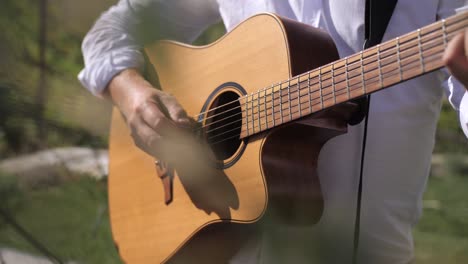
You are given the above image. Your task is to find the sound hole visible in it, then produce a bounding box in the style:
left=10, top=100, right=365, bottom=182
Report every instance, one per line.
left=205, top=91, right=242, bottom=161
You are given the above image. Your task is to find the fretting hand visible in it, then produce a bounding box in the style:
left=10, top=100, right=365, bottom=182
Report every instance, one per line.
left=105, top=68, right=196, bottom=162
left=444, top=29, right=468, bottom=89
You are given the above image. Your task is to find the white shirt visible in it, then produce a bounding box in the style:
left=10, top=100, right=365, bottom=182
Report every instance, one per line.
left=78, top=0, right=468, bottom=263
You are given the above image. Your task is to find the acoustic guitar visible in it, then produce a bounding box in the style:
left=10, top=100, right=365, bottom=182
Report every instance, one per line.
left=108, top=11, right=467, bottom=264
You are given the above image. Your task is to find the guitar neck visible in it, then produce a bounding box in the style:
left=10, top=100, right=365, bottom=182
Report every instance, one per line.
left=239, top=11, right=468, bottom=138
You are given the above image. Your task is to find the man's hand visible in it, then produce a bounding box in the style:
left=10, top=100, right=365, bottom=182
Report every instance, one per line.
left=105, top=69, right=193, bottom=160
left=443, top=29, right=468, bottom=89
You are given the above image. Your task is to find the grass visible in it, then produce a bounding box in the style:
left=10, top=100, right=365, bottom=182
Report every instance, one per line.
left=0, top=160, right=467, bottom=263
left=0, top=175, right=122, bottom=264
left=413, top=167, right=468, bottom=263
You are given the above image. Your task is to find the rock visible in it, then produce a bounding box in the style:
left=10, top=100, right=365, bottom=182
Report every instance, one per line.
left=0, top=247, right=78, bottom=264
left=431, top=153, right=468, bottom=178
left=0, top=147, right=108, bottom=181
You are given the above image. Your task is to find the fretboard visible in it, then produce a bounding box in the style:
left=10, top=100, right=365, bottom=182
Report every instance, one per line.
left=239, top=10, right=468, bottom=138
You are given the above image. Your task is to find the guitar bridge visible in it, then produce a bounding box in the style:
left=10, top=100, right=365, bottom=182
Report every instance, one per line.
left=155, top=160, right=174, bottom=205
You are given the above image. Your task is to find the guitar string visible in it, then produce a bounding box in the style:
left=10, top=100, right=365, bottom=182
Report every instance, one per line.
left=204, top=29, right=460, bottom=142
left=240, top=33, right=452, bottom=125
left=199, top=26, right=461, bottom=137
left=193, top=23, right=446, bottom=124
left=192, top=20, right=466, bottom=140
left=204, top=23, right=461, bottom=143
left=208, top=51, right=444, bottom=142
left=208, top=51, right=445, bottom=145
left=211, top=60, right=447, bottom=145
left=200, top=24, right=465, bottom=139
left=190, top=15, right=466, bottom=124
left=190, top=23, right=450, bottom=124
left=207, top=52, right=443, bottom=144
left=210, top=54, right=444, bottom=142
left=195, top=13, right=467, bottom=124
left=198, top=18, right=467, bottom=131
left=210, top=37, right=449, bottom=141
left=194, top=18, right=465, bottom=131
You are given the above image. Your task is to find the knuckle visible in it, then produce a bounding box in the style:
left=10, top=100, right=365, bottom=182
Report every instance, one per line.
left=164, top=91, right=174, bottom=97
left=173, top=108, right=187, bottom=118
left=134, top=103, right=145, bottom=115
left=443, top=51, right=455, bottom=67
left=151, top=117, right=165, bottom=130
left=145, top=134, right=158, bottom=147
left=141, top=102, right=164, bottom=122
left=128, top=119, right=141, bottom=136
left=134, top=138, right=144, bottom=149
left=161, top=92, right=177, bottom=104
left=131, top=131, right=145, bottom=147
left=135, top=101, right=159, bottom=116
left=130, top=129, right=143, bottom=146
left=442, top=54, right=451, bottom=67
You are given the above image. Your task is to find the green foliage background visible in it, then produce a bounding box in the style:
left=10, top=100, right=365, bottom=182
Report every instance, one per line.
left=0, top=0, right=113, bottom=157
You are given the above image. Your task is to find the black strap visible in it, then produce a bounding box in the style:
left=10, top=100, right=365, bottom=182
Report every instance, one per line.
left=352, top=1, right=397, bottom=263
left=364, top=0, right=398, bottom=48
left=349, top=1, right=398, bottom=125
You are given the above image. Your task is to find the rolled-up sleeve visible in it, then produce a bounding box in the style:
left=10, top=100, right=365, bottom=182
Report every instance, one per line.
left=460, top=90, right=468, bottom=137
left=443, top=75, right=468, bottom=137
left=78, top=0, right=221, bottom=96
left=438, top=0, right=468, bottom=138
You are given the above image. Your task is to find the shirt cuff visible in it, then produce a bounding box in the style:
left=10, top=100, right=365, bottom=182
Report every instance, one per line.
left=78, top=48, right=145, bottom=96
left=459, top=91, right=468, bottom=138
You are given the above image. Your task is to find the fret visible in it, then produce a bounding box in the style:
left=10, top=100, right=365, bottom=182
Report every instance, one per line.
left=287, top=79, right=292, bottom=121
left=331, top=65, right=336, bottom=104
left=250, top=93, right=255, bottom=134
left=346, top=57, right=350, bottom=99
left=244, top=95, right=249, bottom=136
left=307, top=71, right=312, bottom=113
left=239, top=11, right=468, bottom=137
left=417, top=29, right=425, bottom=72
left=377, top=45, right=383, bottom=88
left=396, top=37, right=402, bottom=81
left=257, top=90, right=261, bottom=132
left=319, top=67, right=324, bottom=109
left=297, top=75, right=302, bottom=118
left=272, top=84, right=276, bottom=127
left=442, top=19, right=448, bottom=47
left=360, top=51, right=366, bottom=94
left=279, top=82, right=284, bottom=124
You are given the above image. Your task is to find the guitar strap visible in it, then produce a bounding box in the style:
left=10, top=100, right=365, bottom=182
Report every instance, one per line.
left=352, top=0, right=398, bottom=263
left=364, top=0, right=399, bottom=49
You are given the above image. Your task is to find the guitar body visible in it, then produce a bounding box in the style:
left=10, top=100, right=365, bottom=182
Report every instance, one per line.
left=108, top=14, right=355, bottom=264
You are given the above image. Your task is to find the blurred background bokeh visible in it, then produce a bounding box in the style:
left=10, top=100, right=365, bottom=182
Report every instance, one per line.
left=0, top=0, right=466, bottom=263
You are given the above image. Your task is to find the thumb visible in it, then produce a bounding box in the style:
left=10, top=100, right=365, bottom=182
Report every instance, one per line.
left=444, top=31, right=468, bottom=87
left=158, top=93, right=192, bottom=128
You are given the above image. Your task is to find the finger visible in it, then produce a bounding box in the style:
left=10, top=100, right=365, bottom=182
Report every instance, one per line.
left=138, top=101, right=179, bottom=137
left=158, top=93, right=192, bottom=128
left=443, top=31, right=468, bottom=86
left=130, top=115, right=195, bottom=163
left=465, top=28, right=468, bottom=58
left=129, top=116, right=163, bottom=157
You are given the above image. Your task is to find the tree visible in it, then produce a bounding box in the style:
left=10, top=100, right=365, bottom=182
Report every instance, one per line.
left=37, top=0, right=48, bottom=147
